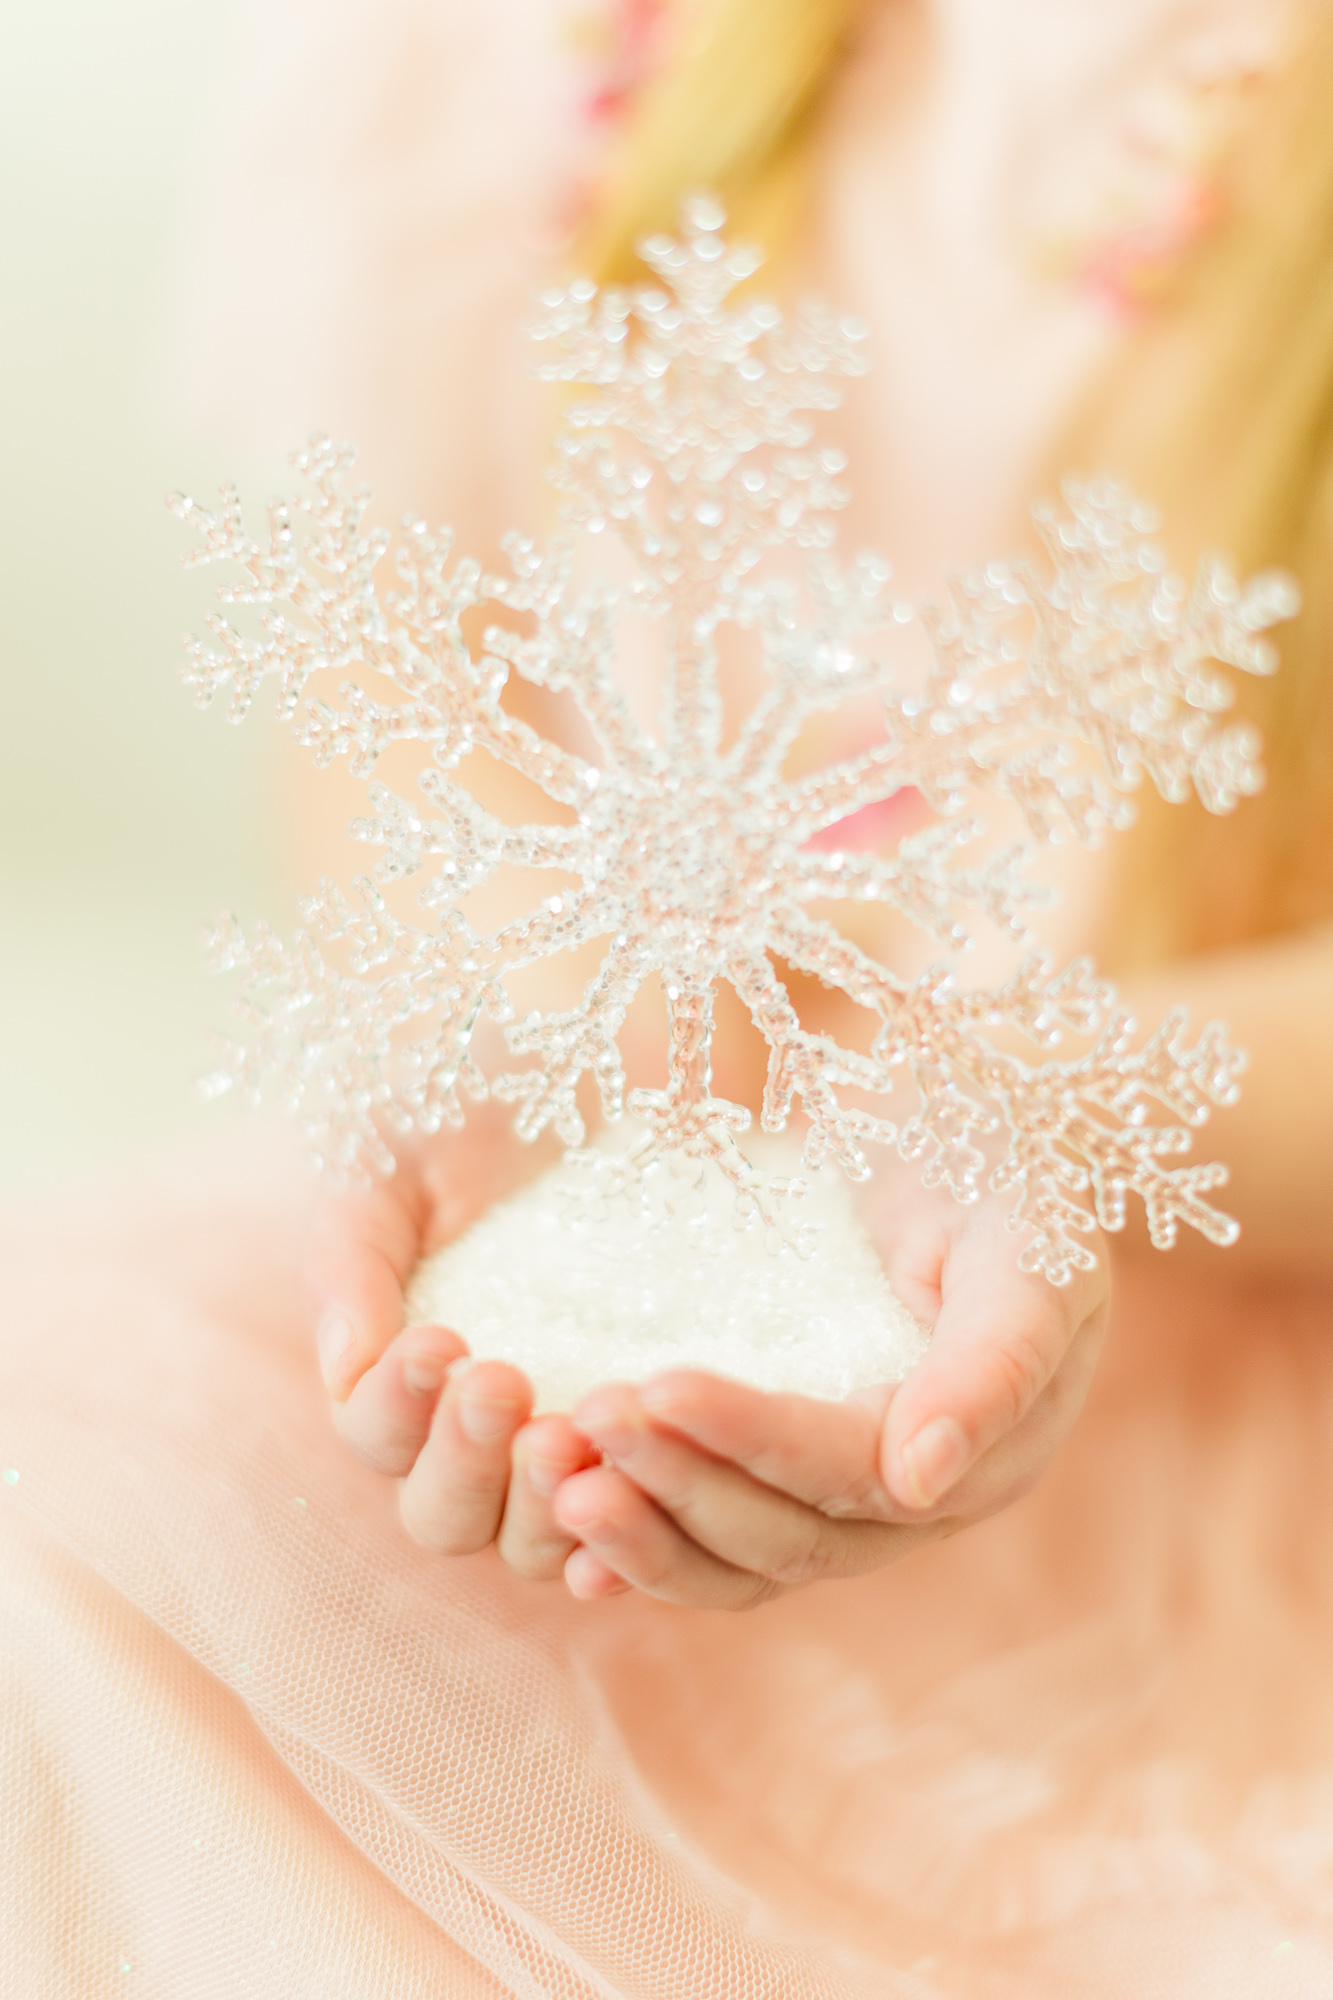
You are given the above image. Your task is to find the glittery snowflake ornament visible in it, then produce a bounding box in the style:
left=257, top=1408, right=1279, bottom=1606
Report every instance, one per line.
left=176, top=196, right=1296, bottom=1286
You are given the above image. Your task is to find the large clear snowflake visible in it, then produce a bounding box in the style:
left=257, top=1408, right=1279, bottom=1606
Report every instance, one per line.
left=175, top=195, right=1296, bottom=1283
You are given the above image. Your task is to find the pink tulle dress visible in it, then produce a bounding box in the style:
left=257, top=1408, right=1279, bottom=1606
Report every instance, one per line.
left=5, top=5, right=1333, bottom=1993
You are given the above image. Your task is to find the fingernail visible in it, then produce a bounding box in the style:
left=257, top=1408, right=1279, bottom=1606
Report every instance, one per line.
left=317, top=1311, right=355, bottom=1395
left=457, top=1392, right=516, bottom=1445
left=402, top=1352, right=448, bottom=1397
left=899, top=1416, right=970, bottom=1509
left=574, top=1391, right=641, bottom=1459
left=638, top=1380, right=680, bottom=1417
left=556, top=1496, right=608, bottom=1539
left=582, top=1418, right=636, bottom=1462
left=525, top=1454, right=566, bottom=1497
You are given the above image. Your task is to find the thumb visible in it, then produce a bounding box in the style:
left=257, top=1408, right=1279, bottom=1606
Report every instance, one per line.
left=303, top=1175, right=423, bottom=1401
left=880, top=1208, right=1105, bottom=1512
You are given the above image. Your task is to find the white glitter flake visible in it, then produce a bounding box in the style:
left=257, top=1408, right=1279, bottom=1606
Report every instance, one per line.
left=406, top=1138, right=929, bottom=1410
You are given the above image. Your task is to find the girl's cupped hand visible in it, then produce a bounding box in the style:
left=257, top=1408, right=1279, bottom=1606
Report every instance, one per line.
left=304, top=1126, right=1108, bottom=1605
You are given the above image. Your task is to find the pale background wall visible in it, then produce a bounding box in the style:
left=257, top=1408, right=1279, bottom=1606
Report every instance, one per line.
left=0, top=0, right=289, bottom=1187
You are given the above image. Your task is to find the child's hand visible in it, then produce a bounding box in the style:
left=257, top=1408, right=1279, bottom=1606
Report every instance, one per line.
left=304, top=1123, right=1108, bottom=1604
left=551, top=1181, right=1109, bottom=1606
left=301, top=1111, right=598, bottom=1580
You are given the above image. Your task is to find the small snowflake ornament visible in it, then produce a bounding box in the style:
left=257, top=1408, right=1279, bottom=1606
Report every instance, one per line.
left=175, top=195, right=1297, bottom=1285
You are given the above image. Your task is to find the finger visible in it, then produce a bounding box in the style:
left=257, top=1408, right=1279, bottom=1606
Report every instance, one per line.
left=496, top=1417, right=599, bottom=1581
left=397, top=1359, right=533, bottom=1555
left=881, top=1206, right=1107, bottom=1514
left=333, top=1322, right=469, bottom=1476
left=553, top=1464, right=777, bottom=1610
left=575, top=1387, right=916, bottom=1583
left=303, top=1167, right=429, bottom=1402
left=303, top=1106, right=542, bottom=1405
left=934, top=1299, right=1105, bottom=1520
left=635, top=1372, right=893, bottom=1515
left=563, top=1548, right=634, bottom=1600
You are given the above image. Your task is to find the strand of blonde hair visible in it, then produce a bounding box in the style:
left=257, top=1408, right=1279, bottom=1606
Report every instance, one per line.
left=1066, top=2, right=1333, bottom=966
left=575, top=0, right=863, bottom=284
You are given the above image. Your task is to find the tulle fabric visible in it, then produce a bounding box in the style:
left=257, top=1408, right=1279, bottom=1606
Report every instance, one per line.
left=3, top=1133, right=1333, bottom=1997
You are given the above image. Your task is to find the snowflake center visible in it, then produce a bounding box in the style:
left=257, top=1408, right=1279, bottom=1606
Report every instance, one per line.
left=599, top=778, right=777, bottom=975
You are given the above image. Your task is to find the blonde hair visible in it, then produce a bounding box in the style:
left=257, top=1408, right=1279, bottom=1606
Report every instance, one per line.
left=576, top=0, right=1333, bottom=970
left=576, top=0, right=863, bottom=283
left=1065, top=4, right=1333, bottom=968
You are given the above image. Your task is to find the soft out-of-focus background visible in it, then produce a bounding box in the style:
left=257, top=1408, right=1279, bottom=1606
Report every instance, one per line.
left=1, top=0, right=288, bottom=1188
